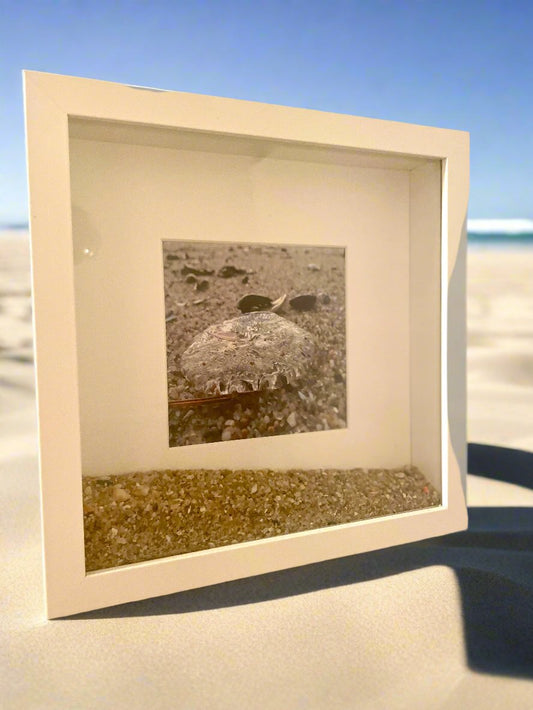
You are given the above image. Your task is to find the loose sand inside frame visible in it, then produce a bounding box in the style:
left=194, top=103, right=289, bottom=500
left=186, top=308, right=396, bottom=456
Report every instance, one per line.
left=83, top=466, right=441, bottom=571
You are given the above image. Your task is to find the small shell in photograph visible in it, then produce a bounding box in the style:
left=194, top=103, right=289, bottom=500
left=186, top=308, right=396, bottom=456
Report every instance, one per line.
left=237, top=293, right=287, bottom=313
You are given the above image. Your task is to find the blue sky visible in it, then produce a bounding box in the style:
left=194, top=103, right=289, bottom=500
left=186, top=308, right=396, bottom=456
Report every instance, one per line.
left=1, top=0, right=532, bottom=226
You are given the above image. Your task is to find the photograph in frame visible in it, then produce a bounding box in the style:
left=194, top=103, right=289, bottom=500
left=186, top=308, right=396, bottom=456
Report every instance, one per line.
left=163, top=239, right=347, bottom=447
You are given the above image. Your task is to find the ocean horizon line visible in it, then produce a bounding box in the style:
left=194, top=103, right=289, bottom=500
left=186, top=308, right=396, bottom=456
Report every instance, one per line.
left=4, top=217, right=533, bottom=233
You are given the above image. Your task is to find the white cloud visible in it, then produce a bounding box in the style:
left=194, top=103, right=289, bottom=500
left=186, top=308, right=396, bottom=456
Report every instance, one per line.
left=467, top=218, right=533, bottom=233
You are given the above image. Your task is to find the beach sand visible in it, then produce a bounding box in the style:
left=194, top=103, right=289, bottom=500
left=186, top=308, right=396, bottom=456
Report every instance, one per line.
left=0, top=231, right=35, bottom=469
left=2, top=230, right=533, bottom=706
left=467, top=246, right=533, bottom=450
left=0, top=230, right=33, bottom=371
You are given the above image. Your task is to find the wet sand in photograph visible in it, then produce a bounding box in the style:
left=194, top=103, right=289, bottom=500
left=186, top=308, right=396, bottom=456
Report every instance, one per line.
left=163, top=240, right=347, bottom=447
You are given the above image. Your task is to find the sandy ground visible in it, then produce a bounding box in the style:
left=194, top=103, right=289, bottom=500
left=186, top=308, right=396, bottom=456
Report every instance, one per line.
left=467, top=245, right=533, bottom=450
left=2, top=231, right=533, bottom=707
left=0, top=230, right=33, bottom=371
left=0, top=231, right=35, bottom=468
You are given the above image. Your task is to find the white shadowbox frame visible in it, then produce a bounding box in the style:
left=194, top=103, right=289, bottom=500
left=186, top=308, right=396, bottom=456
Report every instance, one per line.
left=24, top=71, right=469, bottom=618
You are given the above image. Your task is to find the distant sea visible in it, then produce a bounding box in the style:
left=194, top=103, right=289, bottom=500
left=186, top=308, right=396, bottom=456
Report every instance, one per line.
left=468, top=231, right=533, bottom=249
left=467, top=220, right=533, bottom=249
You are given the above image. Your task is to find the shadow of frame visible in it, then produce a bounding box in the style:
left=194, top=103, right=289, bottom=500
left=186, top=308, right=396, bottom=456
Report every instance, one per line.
left=68, top=445, right=533, bottom=679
